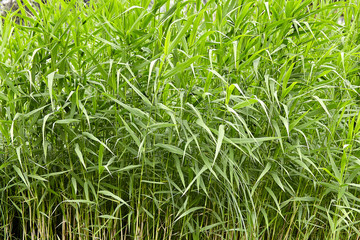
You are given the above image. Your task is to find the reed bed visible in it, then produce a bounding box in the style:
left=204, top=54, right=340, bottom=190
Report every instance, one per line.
left=0, top=0, right=360, bottom=239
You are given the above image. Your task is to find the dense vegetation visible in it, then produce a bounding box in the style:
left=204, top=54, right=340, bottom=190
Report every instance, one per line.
left=0, top=0, right=360, bottom=239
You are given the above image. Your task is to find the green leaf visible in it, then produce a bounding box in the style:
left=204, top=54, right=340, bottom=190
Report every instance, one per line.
left=54, top=119, right=80, bottom=124
left=156, top=143, right=184, bottom=156
left=75, top=143, right=86, bottom=170
left=13, top=165, right=30, bottom=189
left=175, top=207, right=204, bottom=222
left=98, top=190, right=130, bottom=207
left=162, top=56, right=201, bottom=79
left=213, top=124, right=225, bottom=166
left=233, top=99, right=258, bottom=110
left=82, top=132, right=113, bottom=155
left=47, top=71, right=56, bottom=111
left=313, top=96, right=331, bottom=118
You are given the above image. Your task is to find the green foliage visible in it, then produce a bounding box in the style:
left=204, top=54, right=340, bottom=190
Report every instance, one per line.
left=0, top=0, right=360, bottom=239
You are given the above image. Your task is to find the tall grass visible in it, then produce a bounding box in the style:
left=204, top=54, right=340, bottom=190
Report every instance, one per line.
left=0, top=0, right=360, bottom=239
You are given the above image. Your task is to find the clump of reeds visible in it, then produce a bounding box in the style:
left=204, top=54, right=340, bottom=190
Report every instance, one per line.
left=0, top=0, right=359, bottom=239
